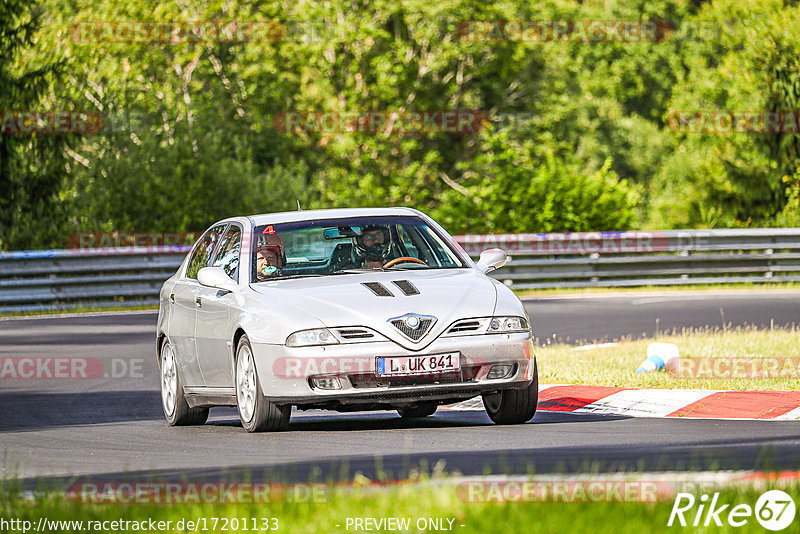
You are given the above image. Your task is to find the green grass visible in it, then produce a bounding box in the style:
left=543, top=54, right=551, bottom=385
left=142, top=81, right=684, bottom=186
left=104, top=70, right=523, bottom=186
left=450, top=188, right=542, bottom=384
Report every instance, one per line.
left=3, top=478, right=799, bottom=533
left=517, top=281, right=800, bottom=297
left=0, top=303, right=158, bottom=318
left=538, top=326, right=800, bottom=390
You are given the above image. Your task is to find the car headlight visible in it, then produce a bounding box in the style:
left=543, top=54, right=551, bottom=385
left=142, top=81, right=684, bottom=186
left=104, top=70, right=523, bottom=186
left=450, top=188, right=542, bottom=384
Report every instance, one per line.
left=487, top=316, right=529, bottom=333
left=286, top=328, right=340, bottom=347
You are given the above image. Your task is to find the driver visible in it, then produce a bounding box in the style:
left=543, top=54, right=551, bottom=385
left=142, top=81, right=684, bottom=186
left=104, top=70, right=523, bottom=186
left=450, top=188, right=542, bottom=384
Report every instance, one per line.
left=353, top=224, right=394, bottom=269
left=256, top=234, right=286, bottom=279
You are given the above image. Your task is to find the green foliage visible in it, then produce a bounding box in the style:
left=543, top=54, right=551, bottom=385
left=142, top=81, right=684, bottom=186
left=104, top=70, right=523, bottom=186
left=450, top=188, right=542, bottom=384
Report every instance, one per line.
left=437, top=123, right=639, bottom=233
left=3, top=0, right=800, bottom=250
left=775, top=167, right=800, bottom=226
left=651, top=0, right=800, bottom=228
left=0, top=0, right=70, bottom=249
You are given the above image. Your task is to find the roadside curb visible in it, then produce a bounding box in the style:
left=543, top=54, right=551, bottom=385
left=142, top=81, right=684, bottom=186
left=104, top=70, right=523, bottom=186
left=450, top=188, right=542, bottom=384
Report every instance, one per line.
left=444, top=385, right=800, bottom=420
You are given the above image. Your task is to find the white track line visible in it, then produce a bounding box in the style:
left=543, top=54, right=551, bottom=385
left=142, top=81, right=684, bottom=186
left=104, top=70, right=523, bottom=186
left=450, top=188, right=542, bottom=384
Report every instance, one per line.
left=573, top=342, right=619, bottom=351
left=776, top=407, right=800, bottom=420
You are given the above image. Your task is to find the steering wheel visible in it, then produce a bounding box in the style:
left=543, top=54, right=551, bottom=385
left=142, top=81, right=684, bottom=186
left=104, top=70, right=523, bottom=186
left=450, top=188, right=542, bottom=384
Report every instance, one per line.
left=383, top=256, right=426, bottom=268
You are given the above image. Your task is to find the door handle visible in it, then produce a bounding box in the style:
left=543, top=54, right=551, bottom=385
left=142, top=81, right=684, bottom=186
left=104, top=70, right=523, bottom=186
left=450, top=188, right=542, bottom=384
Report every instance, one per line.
left=195, top=296, right=202, bottom=309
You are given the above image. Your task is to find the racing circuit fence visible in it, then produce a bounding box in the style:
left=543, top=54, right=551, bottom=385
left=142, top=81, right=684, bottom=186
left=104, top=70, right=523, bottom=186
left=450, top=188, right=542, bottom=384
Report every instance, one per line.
left=0, top=228, right=799, bottom=312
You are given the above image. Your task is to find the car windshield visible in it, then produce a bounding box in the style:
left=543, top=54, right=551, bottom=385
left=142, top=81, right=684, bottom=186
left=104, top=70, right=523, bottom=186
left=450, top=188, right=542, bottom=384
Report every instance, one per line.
left=251, top=215, right=468, bottom=282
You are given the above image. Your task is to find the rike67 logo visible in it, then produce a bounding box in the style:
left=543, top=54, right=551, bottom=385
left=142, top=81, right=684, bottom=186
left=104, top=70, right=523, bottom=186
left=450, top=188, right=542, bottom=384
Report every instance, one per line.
left=668, top=490, right=796, bottom=530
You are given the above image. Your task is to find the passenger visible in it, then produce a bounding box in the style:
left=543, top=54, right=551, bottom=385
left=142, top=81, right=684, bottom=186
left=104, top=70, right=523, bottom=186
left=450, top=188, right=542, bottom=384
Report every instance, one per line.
left=256, top=234, right=286, bottom=279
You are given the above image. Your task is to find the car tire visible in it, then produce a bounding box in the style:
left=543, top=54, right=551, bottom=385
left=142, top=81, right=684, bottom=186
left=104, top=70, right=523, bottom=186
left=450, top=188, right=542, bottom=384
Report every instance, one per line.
left=235, top=334, right=291, bottom=432
left=397, top=401, right=438, bottom=418
left=160, top=339, right=209, bottom=426
left=482, top=359, right=538, bottom=425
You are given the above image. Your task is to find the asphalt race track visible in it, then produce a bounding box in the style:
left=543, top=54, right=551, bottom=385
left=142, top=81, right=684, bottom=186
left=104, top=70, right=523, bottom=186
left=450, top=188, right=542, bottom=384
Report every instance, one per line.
left=527, top=290, right=800, bottom=344
left=1, top=290, right=799, bottom=488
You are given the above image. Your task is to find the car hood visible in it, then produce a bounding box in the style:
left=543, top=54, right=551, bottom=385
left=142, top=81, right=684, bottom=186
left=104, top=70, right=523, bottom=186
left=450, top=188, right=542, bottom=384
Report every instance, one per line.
left=249, top=269, right=498, bottom=350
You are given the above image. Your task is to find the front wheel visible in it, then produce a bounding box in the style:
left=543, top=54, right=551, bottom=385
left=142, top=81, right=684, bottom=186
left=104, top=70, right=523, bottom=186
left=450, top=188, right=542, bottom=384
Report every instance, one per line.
left=160, top=339, right=209, bottom=426
left=482, top=360, right=538, bottom=425
left=235, top=335, right=291, bottom=432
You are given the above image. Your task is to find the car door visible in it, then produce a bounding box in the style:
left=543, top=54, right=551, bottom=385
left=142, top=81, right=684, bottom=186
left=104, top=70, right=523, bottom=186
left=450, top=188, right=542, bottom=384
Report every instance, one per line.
left=195, top=223, right=242, bottom=387
left=168, top=223, right=228, bottom=387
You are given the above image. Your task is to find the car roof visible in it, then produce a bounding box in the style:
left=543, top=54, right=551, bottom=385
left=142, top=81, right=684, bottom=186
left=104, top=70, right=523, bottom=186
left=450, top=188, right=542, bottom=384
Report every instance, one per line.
left=245, top=207, right=424, bottom=226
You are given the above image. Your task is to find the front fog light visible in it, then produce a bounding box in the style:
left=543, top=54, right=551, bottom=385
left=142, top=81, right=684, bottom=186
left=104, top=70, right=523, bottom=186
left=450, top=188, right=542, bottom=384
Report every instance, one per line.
left=286, top=328, right=339, bottom=347
left=487, top=316, right=529, bottom=333
left=311, top=376, right=342, bottom=390
left=487, top=364, right=513, bottom=379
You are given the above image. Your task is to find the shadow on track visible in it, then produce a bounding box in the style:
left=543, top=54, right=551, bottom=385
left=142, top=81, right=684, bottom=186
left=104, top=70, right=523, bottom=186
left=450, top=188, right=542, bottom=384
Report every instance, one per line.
left=22, top=414, right=800, bottom=491
left=204, top=405, right=632, bottom=431
left=0, top=390, right=164, bottom=432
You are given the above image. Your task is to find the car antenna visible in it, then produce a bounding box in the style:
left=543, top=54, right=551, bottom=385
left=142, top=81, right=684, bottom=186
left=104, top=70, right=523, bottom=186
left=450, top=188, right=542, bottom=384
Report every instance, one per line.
left=296, top=200, right=303, bottom=211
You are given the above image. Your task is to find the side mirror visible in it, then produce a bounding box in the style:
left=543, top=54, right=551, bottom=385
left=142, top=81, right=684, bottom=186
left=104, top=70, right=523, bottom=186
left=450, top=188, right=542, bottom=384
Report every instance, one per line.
left=476, top=248, right=507, bottom=274
left=197, top=267, right=238, bottom=292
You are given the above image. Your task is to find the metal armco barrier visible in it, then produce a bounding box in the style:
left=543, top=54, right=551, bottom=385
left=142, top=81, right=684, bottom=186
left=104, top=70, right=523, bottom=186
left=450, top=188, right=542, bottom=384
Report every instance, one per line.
left=455, top=228, right=800, bottom=290
left=1, top=229, right=799, bottom=312
left=0, top=246, right=189, bottom=313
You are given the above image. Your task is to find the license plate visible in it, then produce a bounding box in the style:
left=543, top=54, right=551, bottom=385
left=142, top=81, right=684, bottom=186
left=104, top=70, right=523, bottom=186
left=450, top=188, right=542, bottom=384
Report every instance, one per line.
left=376, top=352, right=460, bottom=377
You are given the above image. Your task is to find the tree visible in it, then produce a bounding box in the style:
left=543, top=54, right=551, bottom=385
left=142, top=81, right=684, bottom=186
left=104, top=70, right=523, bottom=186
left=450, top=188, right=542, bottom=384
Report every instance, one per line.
left=0, top=0, right=69, bottom=249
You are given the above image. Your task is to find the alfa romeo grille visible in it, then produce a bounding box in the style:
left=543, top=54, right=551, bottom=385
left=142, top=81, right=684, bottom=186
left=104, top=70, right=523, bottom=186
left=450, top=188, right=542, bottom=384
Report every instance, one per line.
left=390, top=318, right=434, bottom=341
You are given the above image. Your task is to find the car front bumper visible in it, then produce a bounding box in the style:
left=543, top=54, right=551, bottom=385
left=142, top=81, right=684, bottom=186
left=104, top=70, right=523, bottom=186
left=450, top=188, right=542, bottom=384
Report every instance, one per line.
left=250, top=332, right=535, bottom=406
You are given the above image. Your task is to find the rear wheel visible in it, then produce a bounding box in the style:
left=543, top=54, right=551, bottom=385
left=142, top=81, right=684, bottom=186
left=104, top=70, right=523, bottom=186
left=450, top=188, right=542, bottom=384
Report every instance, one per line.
left=160, top=339, right=208, bottom=426
left=235, top=335, right=291, bottom=432
left=397, top=401, right=438, bottom=418
left=482, top=360, right=538, bottom=425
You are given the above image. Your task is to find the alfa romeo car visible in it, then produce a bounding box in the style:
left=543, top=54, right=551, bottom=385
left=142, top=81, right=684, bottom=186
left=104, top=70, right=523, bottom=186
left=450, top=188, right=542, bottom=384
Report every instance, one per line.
left=156, top=207, right=537, bottom=432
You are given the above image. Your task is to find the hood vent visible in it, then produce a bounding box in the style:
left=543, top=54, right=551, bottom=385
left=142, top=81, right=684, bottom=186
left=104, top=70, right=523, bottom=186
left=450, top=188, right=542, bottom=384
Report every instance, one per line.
left=392, top=280, right=419, bottom=296
left=362, top=282, right=394, bottom=297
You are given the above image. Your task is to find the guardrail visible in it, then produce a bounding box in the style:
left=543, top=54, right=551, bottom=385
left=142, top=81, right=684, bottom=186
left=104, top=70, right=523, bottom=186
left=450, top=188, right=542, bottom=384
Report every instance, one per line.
left=1, top=228, right=799, bottom=312
left=0, top=247, right=188, bottom=313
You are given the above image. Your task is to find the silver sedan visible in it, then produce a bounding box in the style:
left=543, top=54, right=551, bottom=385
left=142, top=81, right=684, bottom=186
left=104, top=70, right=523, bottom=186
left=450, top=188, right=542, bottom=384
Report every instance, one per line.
left=157, top=207, right=538, bottom=432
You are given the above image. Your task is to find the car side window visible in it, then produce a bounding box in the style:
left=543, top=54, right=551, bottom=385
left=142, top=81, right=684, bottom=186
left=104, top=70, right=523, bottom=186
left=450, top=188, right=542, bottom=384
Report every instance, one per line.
left=211, top=225, right=242, bottom=281
left=186, top=224, right=227, bottom=279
